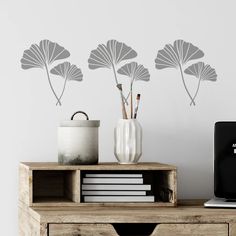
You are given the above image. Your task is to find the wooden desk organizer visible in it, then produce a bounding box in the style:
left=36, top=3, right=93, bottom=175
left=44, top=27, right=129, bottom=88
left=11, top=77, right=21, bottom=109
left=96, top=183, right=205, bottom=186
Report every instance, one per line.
left=19, top=162, right=177, bottom=207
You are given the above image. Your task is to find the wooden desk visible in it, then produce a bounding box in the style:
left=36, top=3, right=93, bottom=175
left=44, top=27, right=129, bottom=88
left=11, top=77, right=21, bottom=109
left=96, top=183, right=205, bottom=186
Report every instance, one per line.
left=19, top=200, right=236, bottom=236
left=18, top=163, right=236, bottom=235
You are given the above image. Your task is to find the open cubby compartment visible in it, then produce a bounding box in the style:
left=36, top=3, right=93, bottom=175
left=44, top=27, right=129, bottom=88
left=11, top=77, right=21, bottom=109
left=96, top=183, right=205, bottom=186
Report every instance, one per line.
left=32, top=170, right=79, bottom=205
left=19, top=162, right=176, bottom=207
left=80, top=169, right=177, bottom=205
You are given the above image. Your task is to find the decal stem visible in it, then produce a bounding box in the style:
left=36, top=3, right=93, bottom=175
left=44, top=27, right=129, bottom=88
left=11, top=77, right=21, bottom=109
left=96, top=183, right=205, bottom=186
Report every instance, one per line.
left=56, top=76, right=68, bottom=105
left=111, top=64, right=128, bottom=105
left=45, top=64, right=61, bottom=106
left=179, top=64, right=195, bottom=106
left=190, top=78, right=201, bottom=106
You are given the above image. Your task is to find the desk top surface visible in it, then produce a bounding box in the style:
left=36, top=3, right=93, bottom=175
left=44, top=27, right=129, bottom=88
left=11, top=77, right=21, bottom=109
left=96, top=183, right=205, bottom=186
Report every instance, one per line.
left=20, top=200, right=236, bottom=224
left=20, top=162, right=177, bottom=170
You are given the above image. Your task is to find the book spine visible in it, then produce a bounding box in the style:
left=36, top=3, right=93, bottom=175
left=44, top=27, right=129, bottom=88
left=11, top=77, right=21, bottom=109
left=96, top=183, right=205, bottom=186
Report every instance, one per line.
left=85, top=174, right=143, bottom=178
left=84, top=196, right=155, bottom=203
left=82, top=184, right=151, bottom=191
left=82, top=190, right=146, bottom=196
left=83, top=178, right=143, bottom=184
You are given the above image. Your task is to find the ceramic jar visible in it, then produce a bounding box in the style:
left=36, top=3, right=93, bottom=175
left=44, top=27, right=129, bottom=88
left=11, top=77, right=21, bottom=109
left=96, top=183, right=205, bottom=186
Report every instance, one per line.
left=58, top=111, right=100, bottom=165
left=114, top=119, right=142, bottom=164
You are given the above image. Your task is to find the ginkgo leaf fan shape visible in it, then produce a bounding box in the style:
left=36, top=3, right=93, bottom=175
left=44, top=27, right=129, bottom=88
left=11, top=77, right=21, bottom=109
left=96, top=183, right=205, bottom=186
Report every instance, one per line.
left=20, top=39, right=71, bottom=105
left=88, top=39, right=137, bottom=70
left=50, top=62, right=83, bottom=105
left=106, top=40, right=138, bottom=65
left=117, top=62, right=150, bottom=82
left=184, top=62, right=217, bottom=81
left=155, top=40, right=204, bottom=69
left=184, top=62, right=217, bottom=105
left=51, top=62, right=83, bottom=81
left=154, top=39, right=205, bottom=105
left=21, top=39, right=70, bottom=69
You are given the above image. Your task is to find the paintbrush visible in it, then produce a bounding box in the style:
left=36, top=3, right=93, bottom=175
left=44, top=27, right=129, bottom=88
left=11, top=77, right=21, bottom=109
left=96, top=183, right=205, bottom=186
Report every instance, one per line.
left=117, top=84, right=128, bottom=119
left=134, top=94, right=141, bottom=119
left=130, top=88, right=133, bottom=119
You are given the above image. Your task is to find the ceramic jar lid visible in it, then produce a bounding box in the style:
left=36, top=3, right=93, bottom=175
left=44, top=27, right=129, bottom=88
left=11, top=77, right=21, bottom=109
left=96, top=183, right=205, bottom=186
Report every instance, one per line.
left=60, top=111, right=100, bottom=127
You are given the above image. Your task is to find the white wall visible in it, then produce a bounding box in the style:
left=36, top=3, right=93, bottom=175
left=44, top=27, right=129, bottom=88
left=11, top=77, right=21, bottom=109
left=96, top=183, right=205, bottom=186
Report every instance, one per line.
left=1, top=0, right=236, bottom=234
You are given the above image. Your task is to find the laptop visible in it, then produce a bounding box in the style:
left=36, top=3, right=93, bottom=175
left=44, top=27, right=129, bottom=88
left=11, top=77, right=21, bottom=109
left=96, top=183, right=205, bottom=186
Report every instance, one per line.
left=204, top=198, right=236, bottom=208
left=205, top=122, right=236, bottom=208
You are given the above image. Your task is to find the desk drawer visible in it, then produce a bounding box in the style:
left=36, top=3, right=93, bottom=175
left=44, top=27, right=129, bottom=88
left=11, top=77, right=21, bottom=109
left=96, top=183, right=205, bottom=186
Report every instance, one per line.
left=49, top=223, right=118, bottom=236
left=151, top=223, right=228, bottom=236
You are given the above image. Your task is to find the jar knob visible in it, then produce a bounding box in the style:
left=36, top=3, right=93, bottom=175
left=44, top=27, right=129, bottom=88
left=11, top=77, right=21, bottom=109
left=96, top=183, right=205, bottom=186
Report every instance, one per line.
left=71, top=111, right=89, bottom=120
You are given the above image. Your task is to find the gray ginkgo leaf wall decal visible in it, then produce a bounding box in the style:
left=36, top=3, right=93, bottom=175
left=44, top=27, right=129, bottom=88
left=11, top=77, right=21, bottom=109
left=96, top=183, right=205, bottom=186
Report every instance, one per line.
left=117, top=62, right=150, bottom=117
left=88, top=39, right=138, bottom=110
left=88, top=40, right=137, bottom=70
left=155, top=40, right=204, bottom=69
left=50, top=62, right=83, bottom=105
left=88, top=40, right=150, bottom=119
left=21, top=40, right=70, bottom=69
left=117, top=62, right=150, bottom=82
left=184, top=62, right=217, bottom=105
left=20, top=39, right=81, bottom=106
left=51, top=62, right=83, bottom=81
left=155, top=39, right=204, bottom=105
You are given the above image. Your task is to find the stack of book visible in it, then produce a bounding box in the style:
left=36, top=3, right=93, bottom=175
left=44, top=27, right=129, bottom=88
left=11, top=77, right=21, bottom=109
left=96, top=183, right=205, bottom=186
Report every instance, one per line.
left=82, top=173, right=154, bottom=203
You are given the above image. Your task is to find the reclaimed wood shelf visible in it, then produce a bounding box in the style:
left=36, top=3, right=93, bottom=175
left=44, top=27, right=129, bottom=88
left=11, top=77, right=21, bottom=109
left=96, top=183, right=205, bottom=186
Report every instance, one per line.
left=19, top=162, right=177, bottom=207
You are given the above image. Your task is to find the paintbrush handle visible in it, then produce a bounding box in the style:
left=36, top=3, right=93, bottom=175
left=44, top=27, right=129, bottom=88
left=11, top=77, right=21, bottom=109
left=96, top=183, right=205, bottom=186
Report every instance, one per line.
left=134, top=94, right=141, bottom=119
left=134, top=101, right=139, bottom=119
left=117, top=84, right=128, bottom=119
left=134, top=110, right=138, bottom=119
left=130, top=90, right=133, bottom=119
left=120, top=91, right=128, bottom=119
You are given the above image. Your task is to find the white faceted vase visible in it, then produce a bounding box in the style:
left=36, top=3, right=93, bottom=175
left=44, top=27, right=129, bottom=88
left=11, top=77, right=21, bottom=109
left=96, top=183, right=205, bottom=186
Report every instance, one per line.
left=114, top=119, right=142, bottom=164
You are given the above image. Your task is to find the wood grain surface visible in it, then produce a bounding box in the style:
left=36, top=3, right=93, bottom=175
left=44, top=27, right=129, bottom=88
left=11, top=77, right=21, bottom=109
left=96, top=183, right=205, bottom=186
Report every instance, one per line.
left=49, top=224, right=118, bottom=236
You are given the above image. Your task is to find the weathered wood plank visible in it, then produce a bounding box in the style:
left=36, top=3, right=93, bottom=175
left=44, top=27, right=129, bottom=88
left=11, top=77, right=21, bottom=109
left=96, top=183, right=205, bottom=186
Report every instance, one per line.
left=31, top=201, right=175, bottom=207
left=49, top=224, right=118, bottom=236
left=19, top=203, right=42, bottom=236
left=21, top=162, right=177, bottom=170
left=170, top=170, right=177, bottom=205
left=33, top=205, right=236, bottom=224
left=229, top=222, right=236, bottom=236
left=19, top=200, right=236, bottom=235
left=40, top=223, right=47, bottom=236
left=151, top=224, right=228, bottom=236
left=65, top=169, right=80, bottom=203
left=19, top=163, right=32, bottom=206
